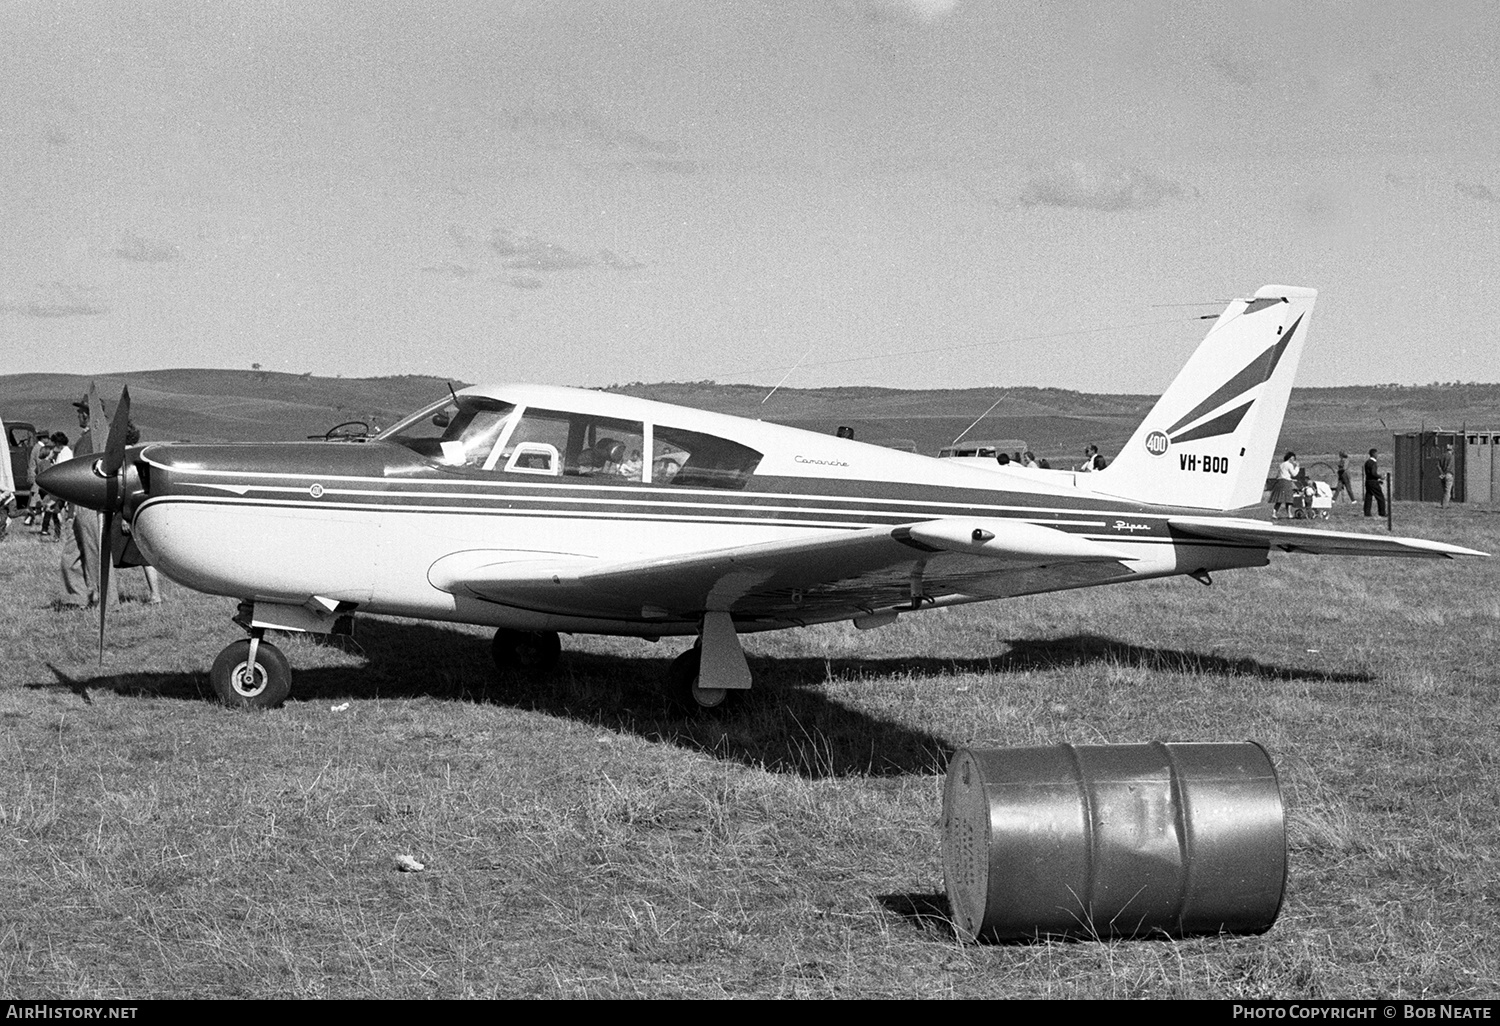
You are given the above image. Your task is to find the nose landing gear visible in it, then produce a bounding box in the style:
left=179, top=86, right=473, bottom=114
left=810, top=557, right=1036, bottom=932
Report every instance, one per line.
left=210, top=633, right=291, bottom=708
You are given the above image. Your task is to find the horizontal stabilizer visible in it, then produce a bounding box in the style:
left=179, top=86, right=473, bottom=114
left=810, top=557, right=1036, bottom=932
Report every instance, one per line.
left=1168, top=517, right=1489, bottom=558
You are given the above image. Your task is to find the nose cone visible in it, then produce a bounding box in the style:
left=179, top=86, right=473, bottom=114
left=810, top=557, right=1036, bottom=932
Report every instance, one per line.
left=37, top=454, right=115, bottom=511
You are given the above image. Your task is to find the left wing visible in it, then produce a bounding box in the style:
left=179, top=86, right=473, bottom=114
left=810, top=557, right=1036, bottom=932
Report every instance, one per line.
left=429, top=517, right=1135, bottom=623
left=1168, top=516, right=1489, bottom=558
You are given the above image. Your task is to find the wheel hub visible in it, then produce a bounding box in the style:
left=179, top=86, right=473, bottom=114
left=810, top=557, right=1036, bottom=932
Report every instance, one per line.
left=232, top=662, right=268, bottom=698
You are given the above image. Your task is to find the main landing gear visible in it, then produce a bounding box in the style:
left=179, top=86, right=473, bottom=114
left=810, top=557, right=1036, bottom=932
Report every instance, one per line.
left=668, top=611, right=752, bottom=715
left=489, top=614, right=754, bottom=716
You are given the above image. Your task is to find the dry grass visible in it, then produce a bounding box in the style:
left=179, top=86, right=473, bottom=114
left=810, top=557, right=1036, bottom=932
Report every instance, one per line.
left=1, top=504, right=1497, bottom=998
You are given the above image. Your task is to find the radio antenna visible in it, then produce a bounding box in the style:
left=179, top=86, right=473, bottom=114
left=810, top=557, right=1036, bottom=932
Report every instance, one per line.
left=950, top=393, right=1009, bottom=446
left=761, top=349, right=811, bottom=405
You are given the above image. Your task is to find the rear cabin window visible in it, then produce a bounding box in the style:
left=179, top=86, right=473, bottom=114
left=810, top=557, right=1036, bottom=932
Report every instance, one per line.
left=653, top=426, right=761, bottom=489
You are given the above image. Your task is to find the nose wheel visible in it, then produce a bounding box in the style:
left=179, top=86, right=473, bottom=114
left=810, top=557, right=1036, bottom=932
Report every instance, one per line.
left=210, top=637, right=292, bottom=709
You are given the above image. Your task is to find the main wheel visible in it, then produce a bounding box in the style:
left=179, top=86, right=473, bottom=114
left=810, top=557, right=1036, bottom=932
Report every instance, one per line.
left=210, top=639, right=292, bottom=709
left=667, top=646, right=740, bottom=714
left=492, top=629, right=562, bottom=677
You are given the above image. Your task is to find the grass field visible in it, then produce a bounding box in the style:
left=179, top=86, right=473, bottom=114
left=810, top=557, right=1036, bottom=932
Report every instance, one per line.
left=1, top=504, right=1497, bottom=999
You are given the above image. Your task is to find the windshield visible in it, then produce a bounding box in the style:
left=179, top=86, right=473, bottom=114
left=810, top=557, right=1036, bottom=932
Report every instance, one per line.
left=378, top=395, right=517, bottom=467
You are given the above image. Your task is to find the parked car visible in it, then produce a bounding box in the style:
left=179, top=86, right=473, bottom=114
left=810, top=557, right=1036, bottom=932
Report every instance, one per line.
left=937, top=438, right=1028, bottom=460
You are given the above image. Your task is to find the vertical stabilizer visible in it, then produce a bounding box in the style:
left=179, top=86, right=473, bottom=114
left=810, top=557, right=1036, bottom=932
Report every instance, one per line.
left=1091, top=285, right=1317, bottom=510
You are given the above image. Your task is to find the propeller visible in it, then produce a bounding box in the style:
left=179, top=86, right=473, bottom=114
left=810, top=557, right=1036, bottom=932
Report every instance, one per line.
left=94, top=386, right=132, bottom=665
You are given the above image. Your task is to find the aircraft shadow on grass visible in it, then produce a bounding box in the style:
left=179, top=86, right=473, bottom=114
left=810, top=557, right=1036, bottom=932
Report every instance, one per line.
left=35, top=620, right=1367, bottom=779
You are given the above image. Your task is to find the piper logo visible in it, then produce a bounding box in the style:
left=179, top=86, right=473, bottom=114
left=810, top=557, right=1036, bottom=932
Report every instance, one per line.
left=1145, top=431, right=1170, bottom=457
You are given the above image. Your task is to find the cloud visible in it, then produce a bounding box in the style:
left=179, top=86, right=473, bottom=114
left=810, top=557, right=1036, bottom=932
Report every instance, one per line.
left=617, top=156, right=700, bottom=175
left=1207, top=54, right=1257, bottom=87
left=420, top=261, right=476, bottom=278
left=113, top=233, right=181, bottom=263
left=498, top=104, right=680, bottom=159
left=489, top=228, right=596, bottom=271
left=1018, top=163, right=1187, bottom=212
left=447, top=224, right=478, bottom=251
left=1455, top=181, right=1497, bottom=203
left=1, top=282, right=109, bottom=318
left=1, top=299, right=110, bottom=318
left=848, top=0, right=960, bottom=24
left=598, top=249, right=645, bottom=270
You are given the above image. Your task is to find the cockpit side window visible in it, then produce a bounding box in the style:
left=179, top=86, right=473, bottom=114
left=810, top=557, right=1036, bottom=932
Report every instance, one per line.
left=501, top=409, right=645, bottom=481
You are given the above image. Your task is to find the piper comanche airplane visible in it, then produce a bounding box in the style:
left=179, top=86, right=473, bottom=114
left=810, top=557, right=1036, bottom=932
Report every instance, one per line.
left=41, top=285, right=1485, bottom=710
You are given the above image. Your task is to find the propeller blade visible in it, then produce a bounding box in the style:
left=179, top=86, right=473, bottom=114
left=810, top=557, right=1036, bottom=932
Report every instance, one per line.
left=102, top=386, right=131, bottom=476
left=98, top=511, right=113, bottom=666
left=87, top=384, right=109, bottom=453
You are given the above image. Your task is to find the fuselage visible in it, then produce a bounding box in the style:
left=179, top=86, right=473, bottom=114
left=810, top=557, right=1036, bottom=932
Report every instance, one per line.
left=124, top=383, right=1271, bottom=636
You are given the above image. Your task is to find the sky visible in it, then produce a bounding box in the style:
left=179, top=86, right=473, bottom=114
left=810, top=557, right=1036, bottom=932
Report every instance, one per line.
left=2, top=0, right=1498, bottom=394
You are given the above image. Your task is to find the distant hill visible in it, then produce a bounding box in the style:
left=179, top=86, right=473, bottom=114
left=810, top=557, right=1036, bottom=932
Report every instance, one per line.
left=4, top=371, right=1498, bottom=467
left=0, top=370, right=460, bottom=444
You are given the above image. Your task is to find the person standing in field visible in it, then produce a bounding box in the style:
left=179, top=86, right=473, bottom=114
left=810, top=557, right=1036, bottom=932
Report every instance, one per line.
left=1333, top=451, right=1356, bottom=503
left=24, top=431, right=51, bottom=525
left=1270, top=451, right=1299, bottom=519
left=39, top=433, right=69, bottom=540
left=1435, top=444, right=1456, bottom=508
left=1363, top=448, right=1388, bottom=518
left=57, top=397, right=117, bottom=610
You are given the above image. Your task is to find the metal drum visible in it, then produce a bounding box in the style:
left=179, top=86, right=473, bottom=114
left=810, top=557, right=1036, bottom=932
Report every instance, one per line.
left=942, top=742, right=1286, bottom=943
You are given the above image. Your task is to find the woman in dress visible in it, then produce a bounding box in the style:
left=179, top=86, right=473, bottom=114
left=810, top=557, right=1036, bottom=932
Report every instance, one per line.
left=1271, top=451, right=1299, bottom=519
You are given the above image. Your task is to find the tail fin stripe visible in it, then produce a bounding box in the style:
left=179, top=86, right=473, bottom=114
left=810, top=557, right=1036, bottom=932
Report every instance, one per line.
left=1165, top=315, right=1303, bottom=435
left=1169, top=399, right=1253, bottom=445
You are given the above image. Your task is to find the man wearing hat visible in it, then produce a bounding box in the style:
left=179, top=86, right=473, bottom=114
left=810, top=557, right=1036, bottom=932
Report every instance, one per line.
left=57, top=393, right=118, bottom=609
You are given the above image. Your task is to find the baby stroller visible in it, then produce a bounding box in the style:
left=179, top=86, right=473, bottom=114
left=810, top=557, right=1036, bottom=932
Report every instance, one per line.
left=1293, top=480, right=1333, bottom=520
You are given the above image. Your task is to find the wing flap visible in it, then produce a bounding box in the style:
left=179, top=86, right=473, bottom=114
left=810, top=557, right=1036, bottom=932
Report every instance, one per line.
left=434, top=517, right=1135, bottom=620
left=1168, top=516, right=1488, bottom=558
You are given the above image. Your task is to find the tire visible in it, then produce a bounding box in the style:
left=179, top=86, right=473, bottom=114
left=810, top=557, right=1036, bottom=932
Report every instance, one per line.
left=667, top=646, right=739, bottom=715
left=492, top=629, right=561, bottom=677
left=210, top=639, right=292, bottom=709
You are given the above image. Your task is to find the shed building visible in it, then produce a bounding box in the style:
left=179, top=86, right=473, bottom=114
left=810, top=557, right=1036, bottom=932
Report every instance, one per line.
left=1393, top=430, right=1500, bottom=503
